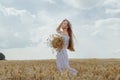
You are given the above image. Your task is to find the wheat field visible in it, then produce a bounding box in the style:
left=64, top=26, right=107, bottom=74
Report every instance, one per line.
left=0, top=59, right=120, bottom=80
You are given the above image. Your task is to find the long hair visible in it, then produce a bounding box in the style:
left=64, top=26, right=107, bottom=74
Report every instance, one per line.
left=59, top=19, right=75, bottom=52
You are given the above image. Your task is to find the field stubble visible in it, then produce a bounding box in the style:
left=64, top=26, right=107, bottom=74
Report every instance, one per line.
left=0, top=59, right=120, bottom=80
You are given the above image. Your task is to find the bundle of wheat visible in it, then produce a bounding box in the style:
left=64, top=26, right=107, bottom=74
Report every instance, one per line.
left=47, top=34, right=64, bottom=52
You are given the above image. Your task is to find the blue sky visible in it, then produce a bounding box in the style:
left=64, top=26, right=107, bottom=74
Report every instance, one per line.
left=0, top=0, right=120, bottom=60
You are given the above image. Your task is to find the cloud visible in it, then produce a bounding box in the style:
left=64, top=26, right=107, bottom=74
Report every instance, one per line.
left=44, top=0, right=56, bottom=4
left=95, top=18, right=120, bottom=28
left=89, top=18, right=120, bottom=57
left=105, top=8, right=120, bottom=14
left=0, top=4, right=32, bottom=48
left=0, top=4, right=55, bottom=49
left=104, top=0, right=120, bottom=17
left=72, top=17, right=120, bottom=58
left=62, top=0, right=80, bottom=8
left=89, top=18, right=120, bottom=38
left=0, top=5, right=26, bottom=16
left=104, top=0, right=120, bottom=8
left=62, top=0, right=104, bottom=9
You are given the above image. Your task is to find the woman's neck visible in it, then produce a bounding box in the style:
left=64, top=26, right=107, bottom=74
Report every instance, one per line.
left=63, top=28, right=67, bottom=32
left=63, top=29, right=68, bottom=35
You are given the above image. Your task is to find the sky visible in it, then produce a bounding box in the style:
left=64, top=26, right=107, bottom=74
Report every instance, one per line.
left=0, top=0, right=120, bottom=60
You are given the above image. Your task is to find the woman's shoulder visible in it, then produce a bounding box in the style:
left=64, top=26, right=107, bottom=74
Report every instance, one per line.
left=57, top=31, right=69, bottom=37
left=57, top=31, right=63, bottom=35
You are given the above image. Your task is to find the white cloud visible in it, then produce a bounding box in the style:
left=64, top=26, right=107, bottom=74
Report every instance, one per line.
left=92, top=18, right=120, bottom=37
left=104, top=0, right=120, bottom=16
left=44, top=0, right=56, bottom=4
left=105, top=8, right=120, bottom=14
left=4, top=8, right=26, bottom=16
left=72, top=17, right=120, bottom=58
left=29, top=26, right=57, bottom=46
left=35, top=10, right=54, bottom=26
left=95, top=18, right=120, bottom=28
left=104, top=0, right=120, bottom=8
left=104, top=0, right=120, bottom=12
left=89, top=18, right=120, bottom=57
left=0, top=4, right=55, bottom=49
left=62, top=0, right=80, bottom=8
left=62, top=0, right=104, bottom=9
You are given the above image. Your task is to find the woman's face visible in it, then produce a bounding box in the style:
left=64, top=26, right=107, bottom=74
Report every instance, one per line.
left=61, top=20, right=68, bottom=29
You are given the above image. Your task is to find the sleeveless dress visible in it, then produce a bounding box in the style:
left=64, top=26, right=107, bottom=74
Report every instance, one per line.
left=56, top=32, right=78, bottom=75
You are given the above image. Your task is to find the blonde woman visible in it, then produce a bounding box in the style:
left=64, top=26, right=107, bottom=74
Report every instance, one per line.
left=56, top=19, right=78, bottom=75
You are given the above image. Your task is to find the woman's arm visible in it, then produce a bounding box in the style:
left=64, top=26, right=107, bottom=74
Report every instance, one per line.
left=56, top=25, right=62, bottom=33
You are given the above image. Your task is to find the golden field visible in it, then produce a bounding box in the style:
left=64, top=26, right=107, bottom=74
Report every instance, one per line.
left=0, top=59, right=120, bottom=80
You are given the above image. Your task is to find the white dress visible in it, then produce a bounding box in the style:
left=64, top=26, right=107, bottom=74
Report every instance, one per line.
left=56, top=32, right=78, bottom=75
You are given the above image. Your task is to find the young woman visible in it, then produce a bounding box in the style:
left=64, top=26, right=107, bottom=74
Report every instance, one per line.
left=56, top=19, right=78, bottom=75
